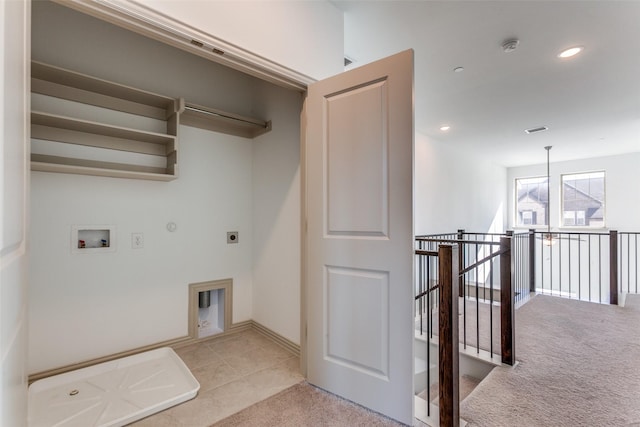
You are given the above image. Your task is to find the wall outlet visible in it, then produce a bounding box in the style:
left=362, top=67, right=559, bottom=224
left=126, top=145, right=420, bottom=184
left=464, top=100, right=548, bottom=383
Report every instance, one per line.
left=132, top=232, right=144, bottom=249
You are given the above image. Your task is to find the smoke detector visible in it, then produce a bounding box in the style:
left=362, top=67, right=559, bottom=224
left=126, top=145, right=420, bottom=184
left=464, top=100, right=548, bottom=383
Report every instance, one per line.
left=502, top=39, right=520, bottom=53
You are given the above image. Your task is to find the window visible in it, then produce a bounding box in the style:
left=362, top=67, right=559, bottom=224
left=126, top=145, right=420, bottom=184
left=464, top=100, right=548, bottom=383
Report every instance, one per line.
left=561, top=171, right=605, bottom=227
left=515, top=176, right=548, bottom=227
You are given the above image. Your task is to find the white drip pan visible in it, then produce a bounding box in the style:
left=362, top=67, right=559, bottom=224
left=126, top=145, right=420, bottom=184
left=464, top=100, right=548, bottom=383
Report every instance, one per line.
left=28, top=347, right=200, bottom=427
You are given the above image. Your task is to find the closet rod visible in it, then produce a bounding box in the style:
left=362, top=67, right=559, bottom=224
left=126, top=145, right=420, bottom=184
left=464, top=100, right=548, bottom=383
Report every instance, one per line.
left=184, top=105, right=267, bottom=128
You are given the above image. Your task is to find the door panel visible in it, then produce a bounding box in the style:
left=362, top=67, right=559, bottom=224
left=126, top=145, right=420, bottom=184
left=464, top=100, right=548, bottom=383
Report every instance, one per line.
left=304, top=50, right=414, bottom=424
left=326, top=266, right=389, bottom=377
left=326, top=79, right=388, bottom=236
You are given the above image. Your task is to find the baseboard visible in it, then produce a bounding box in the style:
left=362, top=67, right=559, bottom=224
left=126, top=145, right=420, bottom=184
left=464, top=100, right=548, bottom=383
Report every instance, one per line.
left=28, top=334, right=193, bottom=384
left=174, top=319, right=254, bottom=349
left=250, top=320, right=301, bottom=357
left=28, top=319, right=299, bottom=384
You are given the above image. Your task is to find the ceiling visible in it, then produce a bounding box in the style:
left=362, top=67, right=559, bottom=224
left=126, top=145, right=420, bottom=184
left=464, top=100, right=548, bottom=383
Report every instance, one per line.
left=332, top=1, right=640, bottom=167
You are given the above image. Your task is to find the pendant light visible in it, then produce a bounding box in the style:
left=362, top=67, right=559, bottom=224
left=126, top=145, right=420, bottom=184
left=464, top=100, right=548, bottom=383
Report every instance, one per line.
left=543, top=145, right=556, bottom=246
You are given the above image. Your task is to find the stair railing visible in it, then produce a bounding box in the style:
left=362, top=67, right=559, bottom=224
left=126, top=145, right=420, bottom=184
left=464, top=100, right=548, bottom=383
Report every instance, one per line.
left=619, top=232, right=640, bottom=295
left=526, top=229, right=628, bottom=304
left=415, top=234, right=515, bottom=427
left=415, top=232, right=515, bottom=364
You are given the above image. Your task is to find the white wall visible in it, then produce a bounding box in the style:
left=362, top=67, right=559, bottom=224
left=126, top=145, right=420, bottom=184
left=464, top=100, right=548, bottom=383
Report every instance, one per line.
left=29, top=128, right=256, bottom=372
left=507, top=152, right=640, bottom=231
left=29, top=2, right=302, bottom=373
left=415, top=132, right=508, bottom=235
left=251, top=85, right=302, bottom=344
left=130, top=0, right=345, bottom=80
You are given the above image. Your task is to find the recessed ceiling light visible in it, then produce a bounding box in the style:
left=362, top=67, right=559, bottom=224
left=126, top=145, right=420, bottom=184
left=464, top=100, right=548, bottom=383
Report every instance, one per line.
left=453, top=66, right=464, bottom=73
left=558, top=46, right=583, bottom=58
left=440, top=125, right=450, bottom=131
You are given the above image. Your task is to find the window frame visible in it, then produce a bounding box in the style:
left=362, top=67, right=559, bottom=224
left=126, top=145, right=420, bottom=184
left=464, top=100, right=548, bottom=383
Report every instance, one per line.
left=560, top=170, right=606, bottom=229
left=514, top=175, right=549, bottom=229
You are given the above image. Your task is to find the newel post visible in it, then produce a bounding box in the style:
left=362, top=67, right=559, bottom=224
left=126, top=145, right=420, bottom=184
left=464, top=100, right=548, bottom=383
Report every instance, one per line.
left=457, top=229, right=465, bottom=296
left=610, top=230, right=618, bottom=305
left=439, top=244, right=460, bottom=427
left=500, top=236, right=515, bottom=366
left=529, top=229, right=536, bottom=293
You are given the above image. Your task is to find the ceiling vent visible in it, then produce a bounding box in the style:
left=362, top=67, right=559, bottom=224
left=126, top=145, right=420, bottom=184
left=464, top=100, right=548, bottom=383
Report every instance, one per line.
left=525, top=126, right=549, bottom=134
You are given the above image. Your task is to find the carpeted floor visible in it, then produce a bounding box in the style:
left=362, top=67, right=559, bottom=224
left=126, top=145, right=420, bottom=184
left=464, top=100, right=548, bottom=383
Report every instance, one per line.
left=460, top=294, right=640, bottom=426
left=210, top=294, right=640, bottom=427
left=211, top=381, right=408, bottom=427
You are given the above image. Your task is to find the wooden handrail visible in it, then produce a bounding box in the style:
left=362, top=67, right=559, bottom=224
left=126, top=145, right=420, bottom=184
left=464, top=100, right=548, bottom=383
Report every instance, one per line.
left=459, top=249, right=501, bottom=275
left=414, top=284, right=440, bottom=300
left=414, top=249, right=438, bottom=257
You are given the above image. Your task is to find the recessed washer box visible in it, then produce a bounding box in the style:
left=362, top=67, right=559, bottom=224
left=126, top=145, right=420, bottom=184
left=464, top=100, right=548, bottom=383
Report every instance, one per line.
left=71, top=225, right=116, bottom=254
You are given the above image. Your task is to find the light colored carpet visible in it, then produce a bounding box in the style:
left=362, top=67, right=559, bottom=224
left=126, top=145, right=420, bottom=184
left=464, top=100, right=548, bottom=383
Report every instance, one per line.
left=211, top=381, right=409, bottom=427
left=460, top=294, right=640, bottom=426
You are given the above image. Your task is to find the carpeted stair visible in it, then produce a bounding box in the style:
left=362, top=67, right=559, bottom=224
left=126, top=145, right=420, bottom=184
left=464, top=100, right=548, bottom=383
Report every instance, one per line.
left=417, top=374, right=482, bottom=405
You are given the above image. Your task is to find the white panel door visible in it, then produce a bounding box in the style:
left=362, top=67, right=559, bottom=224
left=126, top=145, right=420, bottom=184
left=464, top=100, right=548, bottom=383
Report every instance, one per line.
left=304, top=50, right=414, bottom=424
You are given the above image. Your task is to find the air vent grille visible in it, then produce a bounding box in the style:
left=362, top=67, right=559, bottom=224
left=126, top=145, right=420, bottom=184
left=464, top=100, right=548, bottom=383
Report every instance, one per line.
left=525, top=126, right=548, bottom=134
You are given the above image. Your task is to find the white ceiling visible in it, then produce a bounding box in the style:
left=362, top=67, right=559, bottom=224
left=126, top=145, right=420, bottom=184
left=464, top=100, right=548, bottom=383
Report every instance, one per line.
left=332, top=1, right=640, bottom=167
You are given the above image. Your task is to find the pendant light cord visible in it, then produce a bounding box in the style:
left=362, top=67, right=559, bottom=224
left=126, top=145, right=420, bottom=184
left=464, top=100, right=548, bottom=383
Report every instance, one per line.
left=545, top=146, right=552, bottom=236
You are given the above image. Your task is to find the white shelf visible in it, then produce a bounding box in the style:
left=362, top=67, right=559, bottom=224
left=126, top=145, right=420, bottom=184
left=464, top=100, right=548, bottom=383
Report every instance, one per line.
left=32, top=111, right=176, bottom=153
left=31, top=155, right=176, bottom=182
left=30, top=61, right=180, bottom=181
left=30, top=61, right=273, bottom=180
left=180, top=101, right=271, bottom=139
left=32, top=61, right=176, bottom=120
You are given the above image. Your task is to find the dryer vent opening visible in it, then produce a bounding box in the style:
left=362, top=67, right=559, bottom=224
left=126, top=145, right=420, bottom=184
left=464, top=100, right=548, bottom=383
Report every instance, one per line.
left=198, top=290, right=211, bottom=308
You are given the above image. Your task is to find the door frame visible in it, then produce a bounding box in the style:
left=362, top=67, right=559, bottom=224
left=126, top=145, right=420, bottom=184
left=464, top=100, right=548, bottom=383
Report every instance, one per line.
left=41, top=3, right=414, bottom=418
left=48, top=0, right=316, bottom=375
left=55, top=0, right=315, bottom=91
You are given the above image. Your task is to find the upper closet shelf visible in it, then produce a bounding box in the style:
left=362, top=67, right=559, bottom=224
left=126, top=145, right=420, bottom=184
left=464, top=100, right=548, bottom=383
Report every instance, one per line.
left=32, top=61, right=178, bottom=121
left=180, top=101, right=272, bottom=139
left=30, top=61, right=273, bottom=182
left=31, top=61, right=180, bottom=181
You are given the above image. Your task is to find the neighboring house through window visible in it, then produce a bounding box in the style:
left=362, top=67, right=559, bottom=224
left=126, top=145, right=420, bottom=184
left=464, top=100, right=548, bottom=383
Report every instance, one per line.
left=562, top=171, right=605, bottom=227
left=515, top=176, right=548, bottom=227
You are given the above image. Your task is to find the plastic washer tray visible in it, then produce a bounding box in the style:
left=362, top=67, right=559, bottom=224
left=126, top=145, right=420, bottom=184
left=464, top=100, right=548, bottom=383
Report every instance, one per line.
left=28, top=347, right=200, bottom=427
